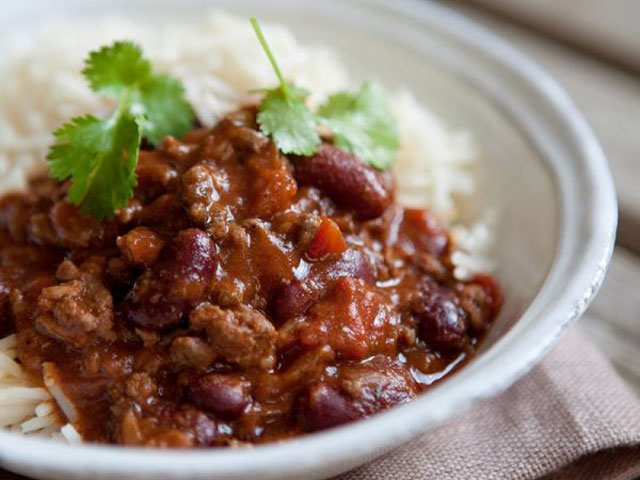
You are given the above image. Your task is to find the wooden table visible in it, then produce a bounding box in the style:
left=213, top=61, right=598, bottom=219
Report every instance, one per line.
left=1, top=2, right=639, bottom=479
left=442, top=0, right=640, bottom=395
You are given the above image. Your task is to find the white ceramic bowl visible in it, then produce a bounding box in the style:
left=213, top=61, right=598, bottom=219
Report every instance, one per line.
left=0, top=0, right=617, bottom=479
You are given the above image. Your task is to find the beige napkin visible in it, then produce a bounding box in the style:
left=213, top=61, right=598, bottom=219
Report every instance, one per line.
left=337, top=327, right=640, bottom=480
left=1, top=327, right=639, bottom=480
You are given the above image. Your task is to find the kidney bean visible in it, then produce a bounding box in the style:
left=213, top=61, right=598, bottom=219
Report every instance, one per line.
left=298, top=383, right=354, bottom=432
left=415, top=280, right=468, bottom=349
left=270, top=279, right=312, bottom=324
left=399, top=208, right=449, bottom=257
left=145, top=407, right=220, bottom=447
left=339, top=357, right=418, bottom=416
left=190, top=374, right=251, bottom=419
left=0, top=289, right=11, bottom=337
left=125, top=229, right=216, bottom=329
left=173, top=409, right=220, bottom=447
left=294, top=144, right=394, bottom=220
left=272, top=248, right=374, bottom=322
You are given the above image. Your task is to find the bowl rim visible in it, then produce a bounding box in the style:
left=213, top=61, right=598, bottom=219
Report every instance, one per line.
left=0, top=0, right=618, bottom=478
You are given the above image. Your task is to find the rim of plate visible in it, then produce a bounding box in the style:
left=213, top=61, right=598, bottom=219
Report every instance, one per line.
left=0, top=0, right=617, bottom=478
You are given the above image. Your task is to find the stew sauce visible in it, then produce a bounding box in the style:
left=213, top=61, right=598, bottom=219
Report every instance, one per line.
left=0, top=108, right=501, bottom=447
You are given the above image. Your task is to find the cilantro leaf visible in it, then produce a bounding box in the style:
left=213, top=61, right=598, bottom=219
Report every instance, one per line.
left=317, top=82, right=399, bottom=169
left=83, top=41, right=152, bottom=98
left=250, top=18, right=320, bottom=155
left=47, top=40, right=194, bottom=219
left=249, top=20, right=398, bottom=168
left=257, top=89, right=320, bottom=156
left=83, top=40, right=193, bottom=146
left=48, top=114, right=141, bottom=220
left=132, top=73, right=194, bottom=146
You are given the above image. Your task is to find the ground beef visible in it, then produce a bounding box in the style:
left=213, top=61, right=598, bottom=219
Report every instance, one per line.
left=117, top=227, right=165, bottom=268
left=170, top=336, right=216, bottom=370
left=34, top=260, right=115, bottom=349
left=189, top=303, right=277, bottom=370
left=182, top=161, right=231, bottom=238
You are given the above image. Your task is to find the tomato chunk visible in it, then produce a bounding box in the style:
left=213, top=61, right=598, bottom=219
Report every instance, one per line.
left=305, top=217, right=347, bottom=261
left=295, top=277, right=394, bottom=360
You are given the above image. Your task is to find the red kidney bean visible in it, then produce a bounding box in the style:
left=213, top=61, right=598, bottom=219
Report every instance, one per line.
left=298, top=383, right=354, bottom=432
left=176, top=410, right=220, bottom=447
left=399, top=208, right=449, bottom=257
left=154, top=407, right=220, bottom=447
left=415, top=280, right=468, bottom=349
left=272, top=248, right=374, bottom=322
left=189, top=374, right=251, bottom=419
left=294, top=144, right=394, bottom=220
left=0, top=292, right=11, bottom=337
left=125, top=229, right=216, bottom=329
left=271, top=279, right=314, bottom=324
left=339, top=357, right=418, bottom=415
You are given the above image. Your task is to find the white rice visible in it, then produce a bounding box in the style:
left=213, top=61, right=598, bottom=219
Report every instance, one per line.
left=0, top=335, right=77, bottom=440
left=0, top=10, right=494, bottom=440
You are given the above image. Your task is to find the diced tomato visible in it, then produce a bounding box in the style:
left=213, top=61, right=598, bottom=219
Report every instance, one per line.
left=305, top=217, right=347, bottom=261
left=297, top=277, right=393, bottom=360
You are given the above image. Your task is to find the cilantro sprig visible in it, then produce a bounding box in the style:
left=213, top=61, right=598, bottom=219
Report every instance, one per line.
left=250, top=19, right=320, bottom=156
left=48, top=114, right=141, bottom=221
left=250, top=19, right=399, bottom=169
left=46, top=23, right=399, bottom=221
left=47, top=41, right=194, bottom=220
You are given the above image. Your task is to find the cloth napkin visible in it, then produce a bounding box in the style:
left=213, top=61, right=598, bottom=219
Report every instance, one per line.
left=1, top=327, right=639, bottom=480
left=337, top=327, right=640, bottom=480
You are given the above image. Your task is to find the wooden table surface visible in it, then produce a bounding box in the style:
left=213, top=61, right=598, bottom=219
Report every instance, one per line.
left=1, top=1, right=639, bottom=478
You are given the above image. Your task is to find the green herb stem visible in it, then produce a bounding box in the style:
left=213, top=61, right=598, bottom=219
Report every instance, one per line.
left=250, top=18, right=290, bottom=97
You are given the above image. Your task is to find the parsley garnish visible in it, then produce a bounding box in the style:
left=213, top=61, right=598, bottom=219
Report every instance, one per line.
left=47, top=41, right=193, bottom=219
left=251, top=19, right=399, bottom=169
